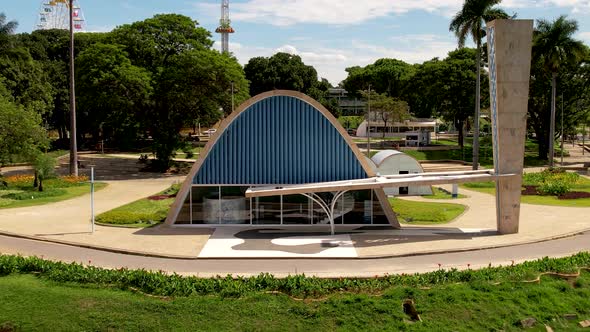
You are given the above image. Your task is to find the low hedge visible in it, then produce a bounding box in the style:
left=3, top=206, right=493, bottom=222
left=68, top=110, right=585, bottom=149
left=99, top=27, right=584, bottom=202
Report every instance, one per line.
left=4, top=188, right=67, bottom=200
left=523, top=168, right=580, bottom=196
left=0, top=253, right=589, bottom=298
left=95, top=185, right=179, bottom=225
left=95, top=210, right=167, bottom=225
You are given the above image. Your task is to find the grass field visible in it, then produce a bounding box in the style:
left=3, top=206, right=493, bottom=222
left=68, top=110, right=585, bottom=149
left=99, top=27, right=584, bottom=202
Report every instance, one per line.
left=359, top=137, right=550, bottom=168
left=390, top=197, right=466, bottom=224
left=0, top=176, right=107, bottom=209
left=96, top=185, right=179, bottom=227
left=1, top=267, right=589, bottom=331
left=462, top=175, right=590, bottom=207
left=422, top=187, right=467, bottom=199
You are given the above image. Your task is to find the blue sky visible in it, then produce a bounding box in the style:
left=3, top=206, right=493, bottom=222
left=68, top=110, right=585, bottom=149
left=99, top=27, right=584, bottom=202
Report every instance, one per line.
left=5, top=0, right=590, bottom=85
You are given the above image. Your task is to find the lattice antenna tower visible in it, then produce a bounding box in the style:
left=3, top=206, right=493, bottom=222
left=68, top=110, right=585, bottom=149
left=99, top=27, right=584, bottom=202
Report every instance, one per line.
left=35, top=0, right=87, bottom=32
left=215, top=0, right=235, bottom=53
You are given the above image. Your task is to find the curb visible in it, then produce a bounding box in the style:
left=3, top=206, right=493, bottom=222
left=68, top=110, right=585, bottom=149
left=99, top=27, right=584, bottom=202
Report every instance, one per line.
left=1, top=227, right=589, bottom=261
left=0, top=230, right=198, bottom=260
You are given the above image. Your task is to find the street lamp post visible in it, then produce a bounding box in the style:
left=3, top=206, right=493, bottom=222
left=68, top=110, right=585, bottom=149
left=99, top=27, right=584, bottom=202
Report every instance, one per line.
left=68, top=0, right=78, bottom=176
left=367, top=85, right=371, bottom=156
left=561, top=92, right=565, bottom=167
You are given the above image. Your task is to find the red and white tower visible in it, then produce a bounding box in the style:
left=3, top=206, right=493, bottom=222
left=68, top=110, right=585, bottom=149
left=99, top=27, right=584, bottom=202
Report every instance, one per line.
left=215, top=0, right=235, bottom=53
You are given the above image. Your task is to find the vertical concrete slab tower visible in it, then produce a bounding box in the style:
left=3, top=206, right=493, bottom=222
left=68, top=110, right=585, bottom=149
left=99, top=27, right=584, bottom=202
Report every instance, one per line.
left=487, top=19, right=534, bottom=234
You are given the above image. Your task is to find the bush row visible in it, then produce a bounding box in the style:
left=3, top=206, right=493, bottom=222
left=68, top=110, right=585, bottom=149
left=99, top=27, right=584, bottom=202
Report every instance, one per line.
left=95, top=210, right=167, bottom=225
left=2, top=175, right=89, bottom=190
left=0, top=252, right=589, bottom=298
left=523, top=168, right=580, bottom=196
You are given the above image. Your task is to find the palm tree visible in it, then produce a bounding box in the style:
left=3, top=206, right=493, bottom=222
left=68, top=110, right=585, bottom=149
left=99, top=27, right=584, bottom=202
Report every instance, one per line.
left=533, top=15, right=586, bottom=167
left=449, top=0, right=510, bottom=170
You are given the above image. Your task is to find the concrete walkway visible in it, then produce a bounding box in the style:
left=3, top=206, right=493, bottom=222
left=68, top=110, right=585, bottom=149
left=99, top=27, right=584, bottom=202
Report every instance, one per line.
left=0, top=176, right=213, bottom=258
left=1, top=176, right=589, bottom=259
left=1, top=146, right=589, bottom=260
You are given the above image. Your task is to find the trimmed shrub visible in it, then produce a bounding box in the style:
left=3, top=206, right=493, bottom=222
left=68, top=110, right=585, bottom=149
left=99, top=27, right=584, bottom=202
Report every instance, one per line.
left=95, top=210, right=166, bottom=225
left=0, top=253, right=589, bottom=298
left=523, top=169, right=580, bottom=196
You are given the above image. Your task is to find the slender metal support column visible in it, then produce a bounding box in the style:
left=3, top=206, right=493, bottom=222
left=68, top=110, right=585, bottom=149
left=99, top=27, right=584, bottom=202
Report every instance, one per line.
left=301, top=191, right=349, bottom=235
left=189, top=186, right=193, bottom=224
left=68, top=0, right=78, bottom=176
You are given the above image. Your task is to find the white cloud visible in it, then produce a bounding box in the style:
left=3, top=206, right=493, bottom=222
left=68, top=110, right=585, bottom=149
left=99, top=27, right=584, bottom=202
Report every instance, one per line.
left=197, top=0, right=463, bottom=26
left=276, top=44, right=347, bottom=63
left=84, top=25, right=115, bottom=33
left=492, top=0, right=590, bottom=13
left=196, top=0, right=590, bottom=26
left=578, top=32, right=590, bottom=43
left=221, top=34, right=456, bottom=85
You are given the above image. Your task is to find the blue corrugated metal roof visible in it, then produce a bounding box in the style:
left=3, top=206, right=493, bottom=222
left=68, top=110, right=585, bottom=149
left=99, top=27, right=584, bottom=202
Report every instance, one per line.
left=194, top=95, right=367, bottom=185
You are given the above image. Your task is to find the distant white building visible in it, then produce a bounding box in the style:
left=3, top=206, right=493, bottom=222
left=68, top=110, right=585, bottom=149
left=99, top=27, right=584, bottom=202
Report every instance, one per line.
left=405, top=131, right=431, bottom=147
left=370, top=150, right=433, bottom=196
left=356, top=118, right=439, bottom=138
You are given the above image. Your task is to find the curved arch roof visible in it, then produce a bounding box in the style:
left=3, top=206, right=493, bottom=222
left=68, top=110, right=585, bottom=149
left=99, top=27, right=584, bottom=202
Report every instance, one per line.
left=166, top=90, right=399, bottom=227
left=371, top=149, right=424, bottom=172
left=194, top=92, right=368, bottom=185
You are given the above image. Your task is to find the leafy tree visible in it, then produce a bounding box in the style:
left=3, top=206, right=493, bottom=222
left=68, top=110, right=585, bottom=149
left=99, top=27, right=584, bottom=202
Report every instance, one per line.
left=32, top=153, right=56, bottom=192
left=244, top=52, right=318, bottom=96
left=0, top=17, right=53, bottom=118
left=440, top=50, right=482, bottom=148
left=108, top=14, right=237, bottom=167
left=402, top=60, right=446, bottom=119
left=343, top=58, right=414, bottom=98
left=449, top=0, right=511, bottom=169
left=364, top=91, right=410, bottom=140
left=532, top=15, right=586, bottom=165
left=17, top=29, right=72, bottom=141
left=152, top=49, right=249, bottom=169
left=76, top=43, right=152, bottom=149
left=110, top=14, right=212, bottom=71
left=0, top=91, right=48, bottom=168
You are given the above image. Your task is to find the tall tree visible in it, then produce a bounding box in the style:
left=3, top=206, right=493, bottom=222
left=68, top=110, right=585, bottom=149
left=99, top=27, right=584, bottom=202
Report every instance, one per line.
left=364, top=91, right=410, bottom=141
left=0, top=90, right=48, bottom=168
left=109, top=14, right=244, bottom=168
left=533, top=15, right=586, bottom=166
left=76, top=43, right=153, bottom=149
left=153, top=50, right=249, bottom=168
left=342, top=58, right=414, bottom=98
left=244, top=52, right=318, bottom=96
left=449, top=0, right=510, bottom=169
left=110, top=14, right=212, bottom=71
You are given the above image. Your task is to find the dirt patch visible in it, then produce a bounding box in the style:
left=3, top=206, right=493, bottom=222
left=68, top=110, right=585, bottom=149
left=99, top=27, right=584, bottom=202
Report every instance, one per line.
left=521, top=185, right=539, bottom=195
left=521, top=185, right=590, bottom=200
left=558, top=192, right=590, bottom=200
left=147, top=194, right=176, bottom=201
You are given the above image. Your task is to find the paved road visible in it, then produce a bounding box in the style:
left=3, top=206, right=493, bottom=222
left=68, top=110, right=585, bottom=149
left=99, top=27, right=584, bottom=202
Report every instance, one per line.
left=1, top=231, right=588, bottom=278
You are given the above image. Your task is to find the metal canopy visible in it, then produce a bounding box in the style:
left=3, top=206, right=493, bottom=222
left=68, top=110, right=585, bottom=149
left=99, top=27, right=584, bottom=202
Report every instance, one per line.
left=245, top=170, right=517, bottom=235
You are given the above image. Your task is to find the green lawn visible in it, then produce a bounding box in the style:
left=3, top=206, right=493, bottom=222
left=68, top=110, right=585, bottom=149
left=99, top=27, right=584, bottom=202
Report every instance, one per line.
left=462, top=175, right=590, bottom=207
left=96, top=185, right=179, bottom=227
left=422, top=187, right=467, bottom=199
left=1, top=265, right=589, bottom=331
left=390, top=197, right=466, bottom=224
left=361, top=138, right=550, bottom=168
left=108, top=147, right=202, bottom=160
left=0, top=177, right=107, bottom=209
